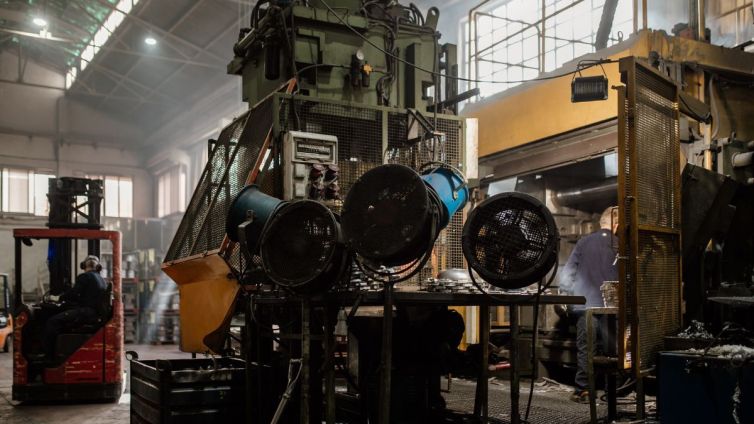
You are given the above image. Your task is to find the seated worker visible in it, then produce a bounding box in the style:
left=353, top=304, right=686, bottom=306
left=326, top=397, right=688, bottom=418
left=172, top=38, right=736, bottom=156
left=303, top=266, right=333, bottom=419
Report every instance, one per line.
left=41, top=255, right=108, bottom=361
left=559, top=207, right=618, bottom=403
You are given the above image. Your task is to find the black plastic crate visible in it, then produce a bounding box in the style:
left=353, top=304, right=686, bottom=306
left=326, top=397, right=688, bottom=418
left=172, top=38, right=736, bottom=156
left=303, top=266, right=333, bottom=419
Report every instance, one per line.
left=129, top=356, right=246, bottom=424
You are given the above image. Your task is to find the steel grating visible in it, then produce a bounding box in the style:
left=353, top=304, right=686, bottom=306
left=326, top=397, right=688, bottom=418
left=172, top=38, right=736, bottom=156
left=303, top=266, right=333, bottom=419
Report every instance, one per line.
left=618, top=58, right=682, bottom=370
left=165, top=98, right=274, bottom=263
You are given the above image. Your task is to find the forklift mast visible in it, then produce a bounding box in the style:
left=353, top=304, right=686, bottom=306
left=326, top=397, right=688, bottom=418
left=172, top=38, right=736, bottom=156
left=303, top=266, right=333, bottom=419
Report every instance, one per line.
left=46, top=177, right=103, bottom=295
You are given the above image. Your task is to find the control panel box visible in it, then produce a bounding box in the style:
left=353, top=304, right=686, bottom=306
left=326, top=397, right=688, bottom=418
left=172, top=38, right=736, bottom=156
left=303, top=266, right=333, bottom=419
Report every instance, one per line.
left=282, top=131, right=339, bottom=201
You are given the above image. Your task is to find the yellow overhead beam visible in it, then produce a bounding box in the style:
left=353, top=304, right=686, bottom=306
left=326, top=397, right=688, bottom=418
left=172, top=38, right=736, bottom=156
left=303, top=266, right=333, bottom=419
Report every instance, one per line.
left=463, top=30, right=754, bottom=158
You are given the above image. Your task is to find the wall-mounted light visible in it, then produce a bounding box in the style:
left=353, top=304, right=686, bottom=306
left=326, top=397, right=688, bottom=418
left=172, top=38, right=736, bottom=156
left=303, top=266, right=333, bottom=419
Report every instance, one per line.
left=571, top=75, right=609, bottom=102
left=144, top=37, right=157, bottom=46
left=32, top=17, right=48, bottom=27
left=571, top=59, right=612, bottom=103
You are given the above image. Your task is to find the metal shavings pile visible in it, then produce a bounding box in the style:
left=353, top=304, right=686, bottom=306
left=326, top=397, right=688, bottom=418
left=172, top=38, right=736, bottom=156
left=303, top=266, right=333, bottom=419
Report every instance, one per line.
left=705, top=344, right=754, bottom=359
left=677, top=320, right=714, bottom=339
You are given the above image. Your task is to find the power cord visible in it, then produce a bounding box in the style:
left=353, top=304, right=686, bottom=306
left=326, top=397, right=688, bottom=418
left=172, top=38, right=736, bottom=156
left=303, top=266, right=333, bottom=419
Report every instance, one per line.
left=466, top=243, right=559, bottom=423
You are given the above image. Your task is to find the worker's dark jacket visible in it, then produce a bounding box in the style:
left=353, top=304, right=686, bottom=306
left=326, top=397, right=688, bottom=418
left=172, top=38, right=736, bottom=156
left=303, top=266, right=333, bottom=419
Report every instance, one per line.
left=60, top=271, right=107, bottom=310
left=560, top=229, right=618, bottom=311
left=43, top=271, right=107, bottom=357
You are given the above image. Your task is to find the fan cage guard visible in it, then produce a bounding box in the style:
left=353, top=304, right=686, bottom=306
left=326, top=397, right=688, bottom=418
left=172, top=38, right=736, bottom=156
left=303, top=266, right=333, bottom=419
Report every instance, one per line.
left=462, top=192, right=559, bottom=290
left=260, top=200, right=348, bottom=293
left=341, top=164, right=436, bottom=267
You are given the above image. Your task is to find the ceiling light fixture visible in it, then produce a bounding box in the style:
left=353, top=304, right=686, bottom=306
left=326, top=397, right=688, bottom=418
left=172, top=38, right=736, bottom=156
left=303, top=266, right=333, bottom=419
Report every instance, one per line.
left=144, top=37, right=157, bottom=46
left=32, top=17, right=48, bottom=27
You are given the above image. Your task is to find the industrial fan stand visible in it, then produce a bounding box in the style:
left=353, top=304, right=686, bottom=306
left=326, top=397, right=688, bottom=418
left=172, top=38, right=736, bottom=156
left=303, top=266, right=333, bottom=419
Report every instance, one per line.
left=377, top=279, right=396, bottom=424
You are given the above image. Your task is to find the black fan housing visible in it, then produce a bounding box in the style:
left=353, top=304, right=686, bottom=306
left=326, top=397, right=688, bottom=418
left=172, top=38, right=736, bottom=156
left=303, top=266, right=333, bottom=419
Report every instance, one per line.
left=462, top=192, right=559, bottom=290
left=341, top=164, right=433, bottom=267
left=260, top=200, right=348, bottom=293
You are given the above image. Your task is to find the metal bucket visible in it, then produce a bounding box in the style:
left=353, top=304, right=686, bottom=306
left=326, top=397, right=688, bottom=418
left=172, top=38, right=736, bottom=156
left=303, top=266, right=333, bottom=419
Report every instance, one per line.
left=601, top=281, right=619, bottom=307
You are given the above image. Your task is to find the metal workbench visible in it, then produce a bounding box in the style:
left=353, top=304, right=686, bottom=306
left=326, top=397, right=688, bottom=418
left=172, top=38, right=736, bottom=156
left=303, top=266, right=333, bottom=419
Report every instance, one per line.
left=251, top=289, right=585, bottom=424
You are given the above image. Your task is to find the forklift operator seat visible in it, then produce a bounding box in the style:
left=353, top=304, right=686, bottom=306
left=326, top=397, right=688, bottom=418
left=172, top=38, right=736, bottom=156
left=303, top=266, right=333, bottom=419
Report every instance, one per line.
left=67, top=281, right=113, bottom=333
left=54, top=282, right=113, bottom=360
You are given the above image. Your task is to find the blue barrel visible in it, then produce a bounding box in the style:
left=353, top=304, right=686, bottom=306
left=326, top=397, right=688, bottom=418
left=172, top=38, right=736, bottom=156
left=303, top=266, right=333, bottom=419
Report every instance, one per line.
left=225, top=185, right=283, bottom=245
left=421, top=167, right=468, bottom=228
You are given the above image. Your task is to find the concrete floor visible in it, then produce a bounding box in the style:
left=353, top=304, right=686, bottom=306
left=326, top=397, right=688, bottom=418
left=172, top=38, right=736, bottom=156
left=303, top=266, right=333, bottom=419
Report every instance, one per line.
left=1, top=344, right=643, bottom=423
left=0, top=344, right=191, bottom=424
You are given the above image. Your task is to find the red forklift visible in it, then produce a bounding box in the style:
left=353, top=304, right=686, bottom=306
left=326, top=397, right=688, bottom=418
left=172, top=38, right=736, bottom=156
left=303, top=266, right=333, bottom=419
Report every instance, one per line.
left=12, top=178, right=123, bottom=402
left=1, top=273, right=11, bottom=353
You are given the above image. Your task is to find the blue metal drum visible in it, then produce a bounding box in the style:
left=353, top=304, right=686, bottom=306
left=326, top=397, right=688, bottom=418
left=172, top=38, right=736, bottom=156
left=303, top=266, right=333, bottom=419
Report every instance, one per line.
left=225, top=185, right=284, bottom=246
left=421, top=167, right=469, bottom=228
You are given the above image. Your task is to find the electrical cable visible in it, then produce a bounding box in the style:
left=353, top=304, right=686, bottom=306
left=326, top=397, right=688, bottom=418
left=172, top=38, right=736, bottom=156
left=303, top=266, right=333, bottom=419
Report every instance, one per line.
left=270, top=358, right=303, bottom=424
left=467, top=260, right=556, bottom=424
left=464, top=233, right=558, bottom=422
left=353, top=196, right=441, bottom=284
left=318, top=0, right=617, bottom=85
left=709, top=74, right=720, bottom=140
left=467, top=244, right=559, bottom=305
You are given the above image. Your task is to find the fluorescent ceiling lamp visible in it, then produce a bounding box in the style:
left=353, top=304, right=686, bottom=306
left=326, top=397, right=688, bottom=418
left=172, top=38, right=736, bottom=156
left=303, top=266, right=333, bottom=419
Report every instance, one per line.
left=65, top=0, right=141, bottom=90
left=32, top=17, right=48, bottom=27
left=144, top=36, right=157, bottom=45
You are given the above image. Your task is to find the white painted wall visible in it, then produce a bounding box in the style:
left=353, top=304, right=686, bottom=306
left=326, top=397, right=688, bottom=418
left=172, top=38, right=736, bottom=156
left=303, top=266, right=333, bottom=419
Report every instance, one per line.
left=0, top=50, right=153, bottom=217
left=144, top=76, right=246, bottom=208
left=0, top=51, right=154, bottom=294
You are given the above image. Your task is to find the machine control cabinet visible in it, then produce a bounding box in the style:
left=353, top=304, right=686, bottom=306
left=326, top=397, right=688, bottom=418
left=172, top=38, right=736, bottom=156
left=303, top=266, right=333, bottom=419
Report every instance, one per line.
left=283, top=131, right=339, bottom=201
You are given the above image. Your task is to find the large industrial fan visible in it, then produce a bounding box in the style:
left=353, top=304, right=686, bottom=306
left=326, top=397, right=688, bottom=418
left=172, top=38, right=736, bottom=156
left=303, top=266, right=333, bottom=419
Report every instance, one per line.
left=341, top=163, right=468, bottom=281
left=462, top=192, right=559, bottom=290
left=226, top=185, right=349, bottom=293
left=260, top=200, right=349, bottom=293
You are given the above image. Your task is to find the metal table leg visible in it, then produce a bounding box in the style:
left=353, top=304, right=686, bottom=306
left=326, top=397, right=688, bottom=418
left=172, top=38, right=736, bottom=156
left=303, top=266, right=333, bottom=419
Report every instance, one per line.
left=607, top=373, right=617, bottom=421
left=636, top=371, right=645, bottom=419
left=301, top=300, right=311, bottom=423
left=378, top=282, right=395, bottom=424
left=510, top=305, right=520, bottom=424
left=587, top=309, right=597, bottom=424
left=474, top=305, right=490, bottom=421
left=324, top=305, right=336, bottom=424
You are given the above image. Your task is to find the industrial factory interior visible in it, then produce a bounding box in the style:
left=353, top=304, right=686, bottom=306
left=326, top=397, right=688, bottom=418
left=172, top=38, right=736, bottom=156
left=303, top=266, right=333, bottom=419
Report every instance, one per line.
left=1, top=0, right=753, bottom=423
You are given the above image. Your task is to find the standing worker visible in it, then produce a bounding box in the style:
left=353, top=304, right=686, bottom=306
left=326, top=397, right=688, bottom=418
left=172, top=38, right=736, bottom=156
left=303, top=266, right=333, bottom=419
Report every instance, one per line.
left=560, top=207, right=618, bottom=402
left=40, top=255, right=108, bottom=362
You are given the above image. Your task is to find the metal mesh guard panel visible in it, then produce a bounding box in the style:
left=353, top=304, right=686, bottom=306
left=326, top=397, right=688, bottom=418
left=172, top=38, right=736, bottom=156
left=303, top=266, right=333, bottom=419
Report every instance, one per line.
left=637, top=231, right=681, bottom=366
left=388, top=112, right=465, bottom=279
left=165, top=99, right=274, bottom=262
left=618, top=88, right=634, bottom=366
left=635, top=68, right=680, bottom=229
left=620, top=61, right=682, bottom=369
left=278, top=97, right=466, bottom=282
left=278, top=99, right=383, bottom=199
